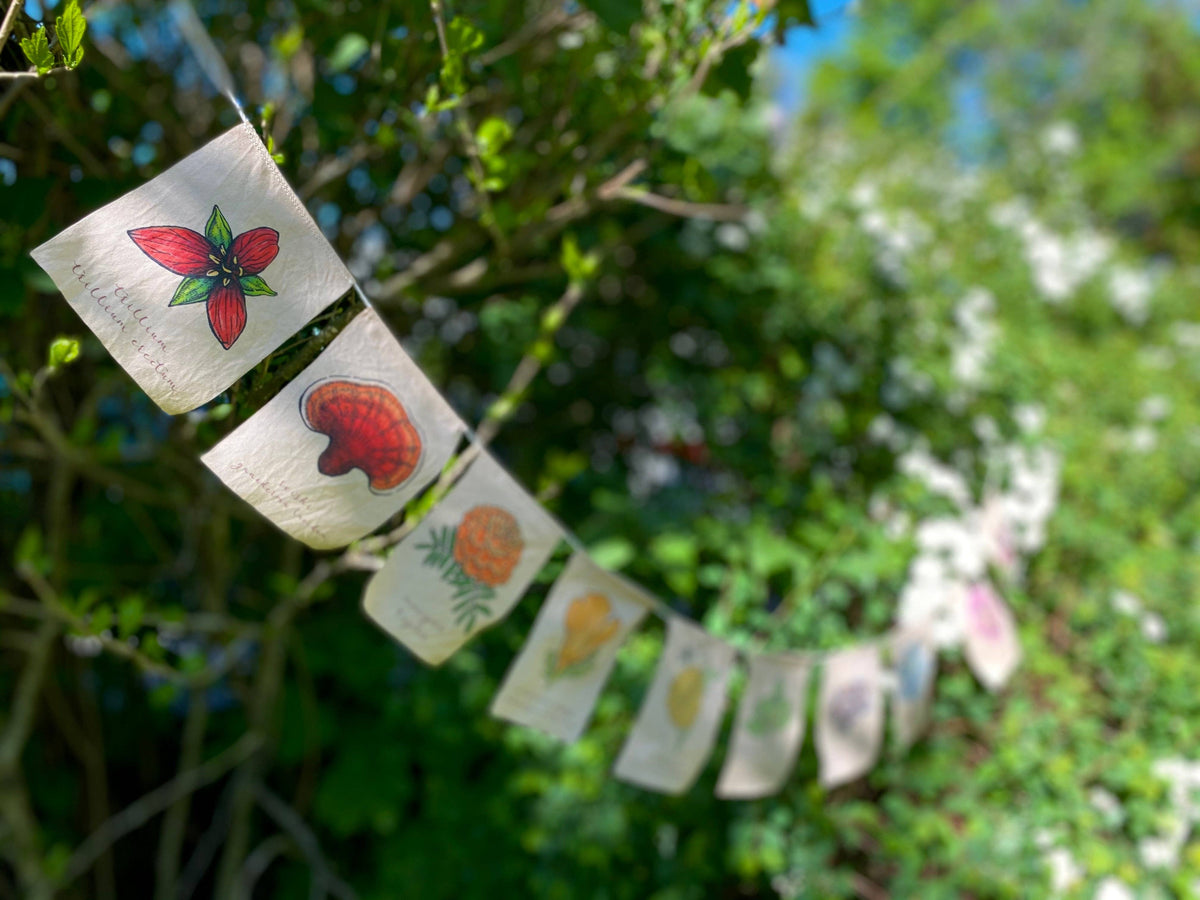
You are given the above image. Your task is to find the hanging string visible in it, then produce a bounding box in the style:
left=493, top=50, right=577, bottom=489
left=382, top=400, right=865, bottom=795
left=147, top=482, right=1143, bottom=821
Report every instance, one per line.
left=169, top=0, right=919, bottom=670
left=170, top=0, right=251, bottom=125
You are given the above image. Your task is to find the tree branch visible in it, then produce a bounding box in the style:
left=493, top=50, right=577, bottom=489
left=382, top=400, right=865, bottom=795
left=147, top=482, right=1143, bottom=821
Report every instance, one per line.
left=0, top=0, right=24, bottom=51
left=255, top=786, right=359, bottom=900
left=59, top=733, right=262, bottom=887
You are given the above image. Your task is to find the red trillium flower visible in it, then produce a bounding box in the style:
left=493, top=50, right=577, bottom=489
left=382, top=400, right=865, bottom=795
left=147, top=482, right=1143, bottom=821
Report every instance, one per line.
left=128, top=205, right=280, bottom=350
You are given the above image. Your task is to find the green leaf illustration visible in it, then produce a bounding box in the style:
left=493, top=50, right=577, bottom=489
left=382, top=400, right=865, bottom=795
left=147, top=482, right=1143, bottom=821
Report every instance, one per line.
left=746, top=681, right=791, bottom=737
left=56, top=0, right=87, bottom=69
left=205, top=206, right=232, bottom=250
left=20, top=28, right=54, bottom=76
left=169, top=277, right=215, bottom=307
left=240, top=275, right=277, bottom=296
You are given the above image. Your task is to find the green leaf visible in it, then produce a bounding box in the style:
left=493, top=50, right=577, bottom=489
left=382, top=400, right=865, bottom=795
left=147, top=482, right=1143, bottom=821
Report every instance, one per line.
left=20, top=27, right=54, bottom=76
left=704, top=41, right=759, bottom=101
left=475, top=116, right=513, bottom=158
left=117, top=596, right=145, bottom=639
left=561, top=233, right=600, bottom=286
left=440, top=18, right=484, bottom=95
left=775, top=0, right=815, bottom=36
left=169, top=277, right=215, bottom=307
left=14, top=526, right=43, bottom=571
left=240, top=275, right=277, bottom=296
left=55, top=0, right=87, bottom=69
left=588, top=537, right=635, bottom=570
left=47, top=336, right=80, bottom=369
left=328, top=33, right=369, bottom=73
left=205, top=206, right=232, bottom=249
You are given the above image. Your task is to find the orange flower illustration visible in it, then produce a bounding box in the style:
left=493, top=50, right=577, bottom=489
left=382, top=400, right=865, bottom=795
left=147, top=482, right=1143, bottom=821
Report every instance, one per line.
left=453, top=505, right=524, bottom=587
left=554, top=593, right=621, bottom=674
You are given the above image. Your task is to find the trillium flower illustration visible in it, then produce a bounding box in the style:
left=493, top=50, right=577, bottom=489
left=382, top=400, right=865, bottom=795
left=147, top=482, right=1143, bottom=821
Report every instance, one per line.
left=127, top=205, right=280, bottom=350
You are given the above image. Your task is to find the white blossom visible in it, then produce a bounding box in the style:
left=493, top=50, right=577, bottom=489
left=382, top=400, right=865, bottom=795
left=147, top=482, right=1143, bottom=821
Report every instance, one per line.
left=1014, top=404, right=1046, bottom=434
left=1111, top=590, right=1143, bottom=616
left=1045, top=848, right=1083, bottom=895
left=1127, top=425, right=1157, bottom=454
left=1094, top=877, right=1134, bottom=900
left=1040, top=121, right=1081, bottom=156
left=1139, top=395, right=1171, bottom=422
left=898, top=447, right=972, bottom=508
left=1140, top=612, right=1167, bottom=644
left=1108, top=265, right=1153, bottom=326
left=1088, top=787, right=1125, bottom=825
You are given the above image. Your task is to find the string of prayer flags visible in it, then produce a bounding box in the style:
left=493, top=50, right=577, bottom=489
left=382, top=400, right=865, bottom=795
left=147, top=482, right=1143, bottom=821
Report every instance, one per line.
left=889, top=629, right=937, bottom=752
left=201, top=308, right=465, bottom=549
left=30, top=101, right=1036, bottom=799
left=490, top=553, right=651, bottom=742
left=31, top=123, right=353, bottom=414
left=613, top=617, right=736, bottom=795
left=961, top=581, right=1021, bottom=692
left=362, top=451, right=564, bottom=665
left=816, top=644, right=884, bottom=789
left=715, top=653, right=811, bottom=800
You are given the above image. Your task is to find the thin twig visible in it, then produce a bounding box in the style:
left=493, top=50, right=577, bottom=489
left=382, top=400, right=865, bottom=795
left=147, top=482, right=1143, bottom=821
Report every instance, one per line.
left=356, top=279, right=586, bottom=555
left=17, top=564, right=241, bottom=687
left=177, top=780, right=236, bottom=900
left=0, top=66, right=71, bottom=80
left=605, top=186, right=747, bottom=221
left=0, top=619, right=58, bottom=771
left=237, top=835, right=292, bottom=899
left=255, top=787, right=359, bottom=900
left=0, top=0, right=24, bottom=51
left=429, top=0, right=509, bottom=254
left=154, top=693, right=209, bottom=900
left=59, top=734, right=262, bottom=887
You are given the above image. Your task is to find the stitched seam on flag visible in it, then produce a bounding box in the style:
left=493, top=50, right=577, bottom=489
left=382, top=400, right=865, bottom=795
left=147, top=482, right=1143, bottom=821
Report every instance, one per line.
left=239, top=122, right=354, bottom=287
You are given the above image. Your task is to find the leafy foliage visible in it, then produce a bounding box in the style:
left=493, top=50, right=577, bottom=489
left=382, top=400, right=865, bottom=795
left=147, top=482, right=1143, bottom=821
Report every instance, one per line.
left=19, top=27, right=54, bottom=75
left=1, top=1, right=1198, bottom=899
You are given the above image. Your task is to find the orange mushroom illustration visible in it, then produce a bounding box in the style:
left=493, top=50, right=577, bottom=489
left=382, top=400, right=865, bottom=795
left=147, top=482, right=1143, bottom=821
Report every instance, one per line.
left=300, top=377, right=422, bottom=493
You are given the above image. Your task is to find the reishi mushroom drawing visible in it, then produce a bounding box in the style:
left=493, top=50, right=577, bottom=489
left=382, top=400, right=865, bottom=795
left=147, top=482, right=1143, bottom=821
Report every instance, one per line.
left=300, top=377, right=423, bottom=493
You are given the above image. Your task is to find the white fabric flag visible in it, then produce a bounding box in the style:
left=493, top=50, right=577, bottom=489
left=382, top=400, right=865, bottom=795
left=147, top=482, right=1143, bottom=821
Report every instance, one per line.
left=201, top=308, right=463, bottom=549
left=961, top=581, right=1021, bottom=691
left=715, top=653, right=810, bottom=800
left=890, top=629, right=937, bottom=752
left=362, top=452, right=563, bottom=665
left=31, top=123, right=353, bottom=414
left=816, top=644, right=884, bottom=789
left=490, top=553, right=650, bottom=742
left=613, top=617, right=736, bottom=796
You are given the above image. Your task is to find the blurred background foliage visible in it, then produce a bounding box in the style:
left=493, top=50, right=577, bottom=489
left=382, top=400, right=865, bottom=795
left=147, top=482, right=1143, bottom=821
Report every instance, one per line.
left=3, top=0, right=1200, bottom=898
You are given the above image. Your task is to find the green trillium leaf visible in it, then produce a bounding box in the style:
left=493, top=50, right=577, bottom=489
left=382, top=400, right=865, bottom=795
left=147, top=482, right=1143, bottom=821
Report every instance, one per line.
left=169, top=276, right=215, bottom=306
left=205, top=205, right=232, bottom=250
left=240, top=275, right=277, bottom=296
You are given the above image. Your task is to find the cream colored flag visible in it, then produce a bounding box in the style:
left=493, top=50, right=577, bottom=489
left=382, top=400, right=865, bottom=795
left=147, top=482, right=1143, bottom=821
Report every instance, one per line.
left=816, top=644, right=884, bottom=789
left=613, top=617, right=736, bottom=796
left=890, top=629, right=937, bottom=752
left=31, top=123, right=353, bottom=414
left=961, top=581, right=1021, bottom=691
left=363, top=452, right=563, bottom=665
left=489, top=553, right=650, bottom=742
left=715, top=653, right=810, bottom=800
left=201, top=308, right=464, bottom=549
